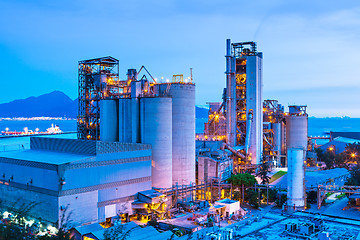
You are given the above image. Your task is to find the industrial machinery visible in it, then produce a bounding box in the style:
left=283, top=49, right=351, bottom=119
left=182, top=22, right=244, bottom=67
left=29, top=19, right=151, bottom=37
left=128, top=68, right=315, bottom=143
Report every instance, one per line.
left=263, top=100, right=286, bottom=166
left=77, top=56, right=195, bottom=188
left=203, top=102, right=226, bottom=140
left=78, top=57, right=158, bottom=140
left=225, top=40, right=263, bottom=167
left=78, top=56, right=120, bottom=140
left=201, top=40, right=313, bottom=176
left=203, top=39, right=264, bottom=173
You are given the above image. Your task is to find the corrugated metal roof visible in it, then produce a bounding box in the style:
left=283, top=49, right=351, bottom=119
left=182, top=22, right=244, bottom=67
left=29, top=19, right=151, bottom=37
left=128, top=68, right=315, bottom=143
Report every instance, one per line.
left=74, top=223, right=104, bottom=235
left=274, top=168, right=349, bottom=188
left=0, top=149, right=92, bottom=165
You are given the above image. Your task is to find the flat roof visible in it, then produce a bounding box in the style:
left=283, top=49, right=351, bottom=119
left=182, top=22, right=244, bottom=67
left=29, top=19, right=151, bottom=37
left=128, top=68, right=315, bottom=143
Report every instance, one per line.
left=274, top=168, right=349, bottom=188
left=73, top=223, right=104, bottom=235
left=138, top=189, right=165, bottom=199
left=0, top=149, right=93, bottom=165
left=216, top=199, right=238, bottom=204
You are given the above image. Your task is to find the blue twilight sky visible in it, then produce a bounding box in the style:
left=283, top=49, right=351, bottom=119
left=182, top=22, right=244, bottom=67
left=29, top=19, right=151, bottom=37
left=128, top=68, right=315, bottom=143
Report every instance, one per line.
left=0, top=0, right=360, bottom=117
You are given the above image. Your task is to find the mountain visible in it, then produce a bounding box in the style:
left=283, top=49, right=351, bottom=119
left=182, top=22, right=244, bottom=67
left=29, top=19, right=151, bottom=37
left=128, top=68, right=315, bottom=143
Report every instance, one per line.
left=0, top=91, right=77, bottom=118
left=0, top=91, right=209, bottom=119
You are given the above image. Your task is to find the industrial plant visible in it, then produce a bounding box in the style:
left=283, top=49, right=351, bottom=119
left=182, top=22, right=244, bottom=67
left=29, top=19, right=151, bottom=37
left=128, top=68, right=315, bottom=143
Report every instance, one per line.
left=1, top=39, right=360, bottom=239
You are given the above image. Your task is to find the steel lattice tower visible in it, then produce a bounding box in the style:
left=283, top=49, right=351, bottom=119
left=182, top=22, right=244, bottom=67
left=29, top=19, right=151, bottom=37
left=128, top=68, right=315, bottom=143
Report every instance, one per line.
left=77, top=56, right=119, bottom=140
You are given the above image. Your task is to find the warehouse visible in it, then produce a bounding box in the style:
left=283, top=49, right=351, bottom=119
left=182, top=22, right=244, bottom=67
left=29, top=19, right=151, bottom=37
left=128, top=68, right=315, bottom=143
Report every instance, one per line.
left=0, top=136, right=152, bottom=226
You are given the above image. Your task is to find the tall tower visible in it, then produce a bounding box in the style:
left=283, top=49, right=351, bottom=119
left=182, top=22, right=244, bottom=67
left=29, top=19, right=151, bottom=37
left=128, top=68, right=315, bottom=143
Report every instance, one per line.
left=286, top=105, right=308, bottom=210
left=225, top=39, right=263, bottom=165
left=78, top=57, right=120, bottom=140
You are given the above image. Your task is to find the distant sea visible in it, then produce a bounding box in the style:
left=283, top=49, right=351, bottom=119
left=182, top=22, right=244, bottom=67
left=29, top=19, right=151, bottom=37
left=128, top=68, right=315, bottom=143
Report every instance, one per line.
left=0, top=118, right=359, bottom=150
left=196, top=117, right=360, bottom=137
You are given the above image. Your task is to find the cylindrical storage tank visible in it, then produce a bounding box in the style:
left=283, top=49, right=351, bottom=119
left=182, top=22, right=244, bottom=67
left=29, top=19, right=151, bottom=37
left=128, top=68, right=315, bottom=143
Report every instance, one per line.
left=286, top=115, right=308, bottom=149
left=118, top=98, right=132, bottom=143
left=100, top=99, right=119, bottom=142
left=272, top=123, right=281, bottom=153
left=272, top=122, right=282, bottom=166
left=287, top=148, right=305, bottom=210
left=154, top=83, right=195, bottom=186
left=140, top=97, right=172, bottom=189
left=281, top=122, right=286, bottom=155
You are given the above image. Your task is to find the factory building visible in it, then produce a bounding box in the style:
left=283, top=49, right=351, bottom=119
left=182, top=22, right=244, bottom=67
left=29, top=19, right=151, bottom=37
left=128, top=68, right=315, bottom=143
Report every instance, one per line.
left=197, top=151, right=233, bottom=183
left=0, top=137, right=152, bottom=226
left=78, top=57, right=196, bottom=188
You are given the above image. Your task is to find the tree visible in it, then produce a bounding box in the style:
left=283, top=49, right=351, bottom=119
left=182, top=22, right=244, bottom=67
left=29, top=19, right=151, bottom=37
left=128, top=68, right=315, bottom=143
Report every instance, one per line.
left=0, top=201, right=74, bottom=240
left=0, top=200, right=39, bottom=240
left=245, top=189, right=259, bottom=209
left=346, top=163, right=360, bottom=186
left=275, top=193, right=287, bottom=208
left=256, top=156, right=271, bottom=184
left=262, top=188, right=278, bottom=203
left=227, top=173, right=257, bottom=188
left=227, top=173, right=257, bottom=203
left=307, top=191, right=317, bottom=204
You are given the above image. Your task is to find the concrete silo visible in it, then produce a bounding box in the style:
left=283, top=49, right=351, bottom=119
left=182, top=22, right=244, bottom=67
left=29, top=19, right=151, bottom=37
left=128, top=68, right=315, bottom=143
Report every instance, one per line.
left=118, top=98, right=132, bottom=143
left=286, top=105, right=308, bottom=210
left=140, top=97, right=173, bottom=189
left=272, top=122, right=282, bottom=165
left=154, top=83, right=196, bottom=186
left=287, top=148, right=306, bottom=210
left=286, top=116, right=308, bottom=149
left=100, top=99, right=119, bottom=142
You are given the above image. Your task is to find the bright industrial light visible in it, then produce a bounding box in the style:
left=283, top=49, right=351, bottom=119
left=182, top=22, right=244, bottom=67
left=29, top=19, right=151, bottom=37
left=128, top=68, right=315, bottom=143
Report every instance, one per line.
left=351, top=153, right=356, bottom=158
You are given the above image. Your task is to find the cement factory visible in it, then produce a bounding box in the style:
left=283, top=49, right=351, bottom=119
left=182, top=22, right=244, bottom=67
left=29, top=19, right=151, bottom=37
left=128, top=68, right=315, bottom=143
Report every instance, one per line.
left=0, top=39, right=359, bottom=239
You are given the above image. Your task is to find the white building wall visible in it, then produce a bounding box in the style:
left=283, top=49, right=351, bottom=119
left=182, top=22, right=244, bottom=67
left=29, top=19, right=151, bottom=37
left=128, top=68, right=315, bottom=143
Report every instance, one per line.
left=59, top=191, right=98, bottom=226
left=0, top=162, right=58, bottom=191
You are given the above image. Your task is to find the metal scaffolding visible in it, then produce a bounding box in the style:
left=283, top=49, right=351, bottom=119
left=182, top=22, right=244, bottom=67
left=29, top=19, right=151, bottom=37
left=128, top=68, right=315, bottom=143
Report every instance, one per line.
left=77, top=56, right=120, bottom=140
left=231, top=41, right=257, bottom=148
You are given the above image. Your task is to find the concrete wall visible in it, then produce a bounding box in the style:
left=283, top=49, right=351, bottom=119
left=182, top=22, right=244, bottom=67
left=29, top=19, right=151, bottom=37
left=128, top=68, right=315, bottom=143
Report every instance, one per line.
left=100, top=99, right=119, bottom=142
left=246, top=54, right=263, bottom=165
left=0, top=184, right=59, bottom=224
left=0, top=161, right=58, bottom=191
left=140, top=97, right=173, bottom=189
left=0, top=140, right=153, bottom=227
left=154, top=83, right=196, bottom=186
left=59, top=191, right=98, bottom=226
left=198, top=157, right=217, bottom=183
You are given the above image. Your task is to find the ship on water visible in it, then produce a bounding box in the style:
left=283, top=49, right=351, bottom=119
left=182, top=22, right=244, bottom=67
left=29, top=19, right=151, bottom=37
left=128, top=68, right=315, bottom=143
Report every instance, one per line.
left=1, top=124, right=62, bottom=136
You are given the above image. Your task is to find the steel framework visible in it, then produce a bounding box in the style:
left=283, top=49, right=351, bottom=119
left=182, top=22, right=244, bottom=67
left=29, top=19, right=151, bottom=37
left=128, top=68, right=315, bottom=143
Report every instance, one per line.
left=263, top=100, right=285, bottom=160
left=77, top=56, right=119, bottom=140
